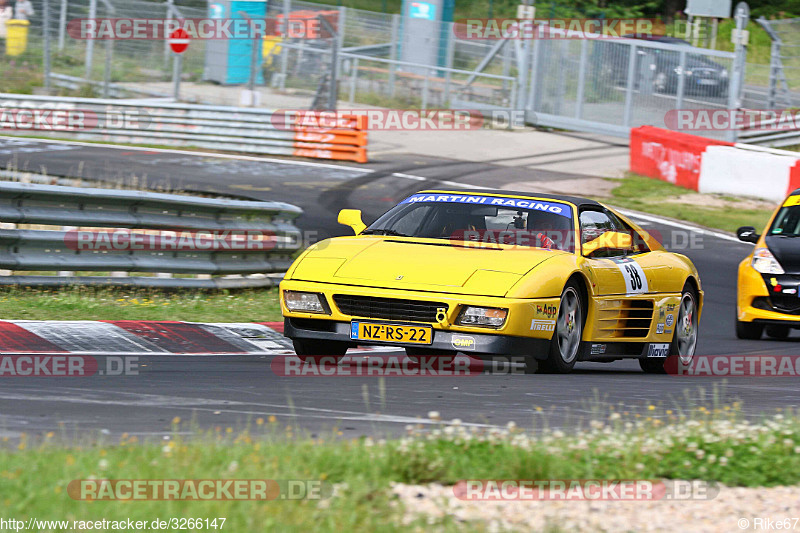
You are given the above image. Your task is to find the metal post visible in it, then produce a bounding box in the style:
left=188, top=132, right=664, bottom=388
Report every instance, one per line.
left=249, top=25, right=260, bottom=94
left=575, top=39, right=588, bottom=119
left=319, top=14, right=338, bottom=109
left=85, top=0, right=97, bottom=80
left=768, top=41, right=780, bottom=109
left=103, top=40, right=112, bottom=98
left=710, top=17, right=719, bottom=49
left=443, top=23, right=454, bottom=105
left=173, top=53, right=182, bottom=101
left=501, top=40, right=511, bottom=93
left=622, top=43, right=637, bottom=128
left=675, top=50, right=687, bottom=110
left=388, top=14, right=399, bottom=98
left=349, top=57, right=358, bottom=103
left=422, top=68, right=430, bottom=110
left=57, top=0, right=67, bottom=51
left=43, top=0, right=51, bottom=93
left=164, top=0, right=174, bottom=68
left=685, top=15, right=692, bottom=40
left=727, top=2, right=749, bottom=142
left=279, top=0, right=290, bottom=90
left=337, top=6, right=346, bottom=51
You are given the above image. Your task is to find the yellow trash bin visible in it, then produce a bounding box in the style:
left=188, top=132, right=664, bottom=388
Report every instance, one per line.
left=6, top=19, right=30, bottom=57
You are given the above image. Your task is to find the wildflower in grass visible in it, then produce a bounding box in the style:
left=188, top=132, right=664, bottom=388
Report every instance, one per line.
left=707, top=454, right=716, bottom=464
left=719, top=456, right=728, bottom=466
left=428, top=411, right=441, bottom=421
left=695, top=449, right=706, bottom=459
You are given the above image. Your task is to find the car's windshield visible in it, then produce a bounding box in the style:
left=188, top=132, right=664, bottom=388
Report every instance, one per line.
left=364, top=193, right=576, bottom=252
left=769, top=205, right=800, bottom=237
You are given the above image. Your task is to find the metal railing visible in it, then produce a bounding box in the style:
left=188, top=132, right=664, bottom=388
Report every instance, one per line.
left=0, top=94, right=368, bottom=163
left=0, top=181, right=303, bottom=289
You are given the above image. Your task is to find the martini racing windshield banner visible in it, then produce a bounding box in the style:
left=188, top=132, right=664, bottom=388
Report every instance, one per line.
left=400, top=194, right=573, bottom=219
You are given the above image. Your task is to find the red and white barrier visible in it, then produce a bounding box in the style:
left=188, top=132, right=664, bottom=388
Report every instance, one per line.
left=630, top=126, right=800, bottom=203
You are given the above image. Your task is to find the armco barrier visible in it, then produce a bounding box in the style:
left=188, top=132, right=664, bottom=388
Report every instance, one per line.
left=631, top=126, right=800, bottom=204
left=0, top=181, right=303, bottom=289
left=0, top=94, right=368, bottom=163
left=630, top=126, right=733, bottom=191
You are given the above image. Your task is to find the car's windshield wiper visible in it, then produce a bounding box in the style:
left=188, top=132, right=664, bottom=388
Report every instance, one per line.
left=362, top=229, right=411, bottom=237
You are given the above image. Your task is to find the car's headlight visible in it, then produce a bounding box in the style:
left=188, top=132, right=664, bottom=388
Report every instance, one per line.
left=721, top=68, right=728, bottom=78
left=752, top=248, right=784, bottom=274
left=283, top=291, right=330, bottom=314
left=456, top=306, right=508, bottom=328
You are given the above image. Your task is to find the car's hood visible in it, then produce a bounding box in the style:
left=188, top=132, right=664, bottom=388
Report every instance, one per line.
left=290, top=236, right=561, bottom=296
left=766, top=235, right=800, bottom=274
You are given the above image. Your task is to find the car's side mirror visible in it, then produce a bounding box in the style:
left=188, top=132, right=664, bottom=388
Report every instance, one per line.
left=582, top=231, right=633, bottom=257
left=338, top=209, right=366, bottom=235
left=736, top=226, right=760, bottom=244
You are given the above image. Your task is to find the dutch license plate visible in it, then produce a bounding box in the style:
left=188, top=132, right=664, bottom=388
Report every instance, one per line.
left=350, top=321, right=432, bottom=344
left=697, top=79, right=718, bottom=85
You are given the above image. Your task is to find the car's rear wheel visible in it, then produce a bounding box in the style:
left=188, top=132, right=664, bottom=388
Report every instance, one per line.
left=765, top=325, right=790, bottom=339
left=735, top=315, right=763, bottom=340
left=538, top=281, right=584, bottom=374
left=293, top=339, right=348, bottom=363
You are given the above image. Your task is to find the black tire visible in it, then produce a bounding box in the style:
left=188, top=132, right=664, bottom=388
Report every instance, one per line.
left=641, top=283, right=699, bottom=374
left=292, top=339, right=348, bottom=363
left=765, top=325, right=790, bottom=339
left=735, top=319, right=763, bottom=340
left=538, top=280, right=585, bottom=374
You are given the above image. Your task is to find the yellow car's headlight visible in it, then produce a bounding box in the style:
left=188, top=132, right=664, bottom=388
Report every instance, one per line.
left=456, top=306, right=508, bottom=328
left=752, top=248, right=784, bottom=275
left=283, top=291, right=330, bottom=314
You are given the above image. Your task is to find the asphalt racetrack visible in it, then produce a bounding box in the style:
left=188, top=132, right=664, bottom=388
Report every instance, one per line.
left=0, top=136, right=797, bottom=440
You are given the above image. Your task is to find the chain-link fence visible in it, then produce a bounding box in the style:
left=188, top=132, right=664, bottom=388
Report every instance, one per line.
left=754, top=16, right=800, bottom=109
left=0, top=0, right=773, bottom=143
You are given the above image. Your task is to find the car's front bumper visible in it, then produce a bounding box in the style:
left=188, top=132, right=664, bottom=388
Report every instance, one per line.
left=284, top=317, right=551, bottom=358
left=738, top=261, right=800, bottom=325
left=280, top=279, right=561, bottom=357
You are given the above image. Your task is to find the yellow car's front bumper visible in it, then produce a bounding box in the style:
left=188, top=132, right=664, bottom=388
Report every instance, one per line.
left=738, top=258, right=800, bottom=325
left=280, top=279, right=561, bottom=357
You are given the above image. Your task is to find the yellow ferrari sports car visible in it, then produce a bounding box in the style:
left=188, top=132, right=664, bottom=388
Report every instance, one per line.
left=280, top=189, right=702, bottom=374
left=736, top=190, right=800, bottom=339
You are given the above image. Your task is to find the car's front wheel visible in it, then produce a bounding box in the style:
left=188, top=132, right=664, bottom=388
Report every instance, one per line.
left=641, top=283, right=698, bottom=374
left=292, top=339, right=349, bottom=363
left=538, top=281, right=584, bottom=374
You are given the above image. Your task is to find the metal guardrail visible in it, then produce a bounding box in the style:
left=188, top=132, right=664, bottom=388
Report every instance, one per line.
left=0, top=181, right=303, bottom=289
left=0, top=94, right=368, bottom=163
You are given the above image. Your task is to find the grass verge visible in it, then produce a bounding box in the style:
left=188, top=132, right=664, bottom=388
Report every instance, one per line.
left=2, top=404, right=799, bottom=531
left=607, top=174, right=775, bottom=234
left=0, top=287, right=283, bottom=322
